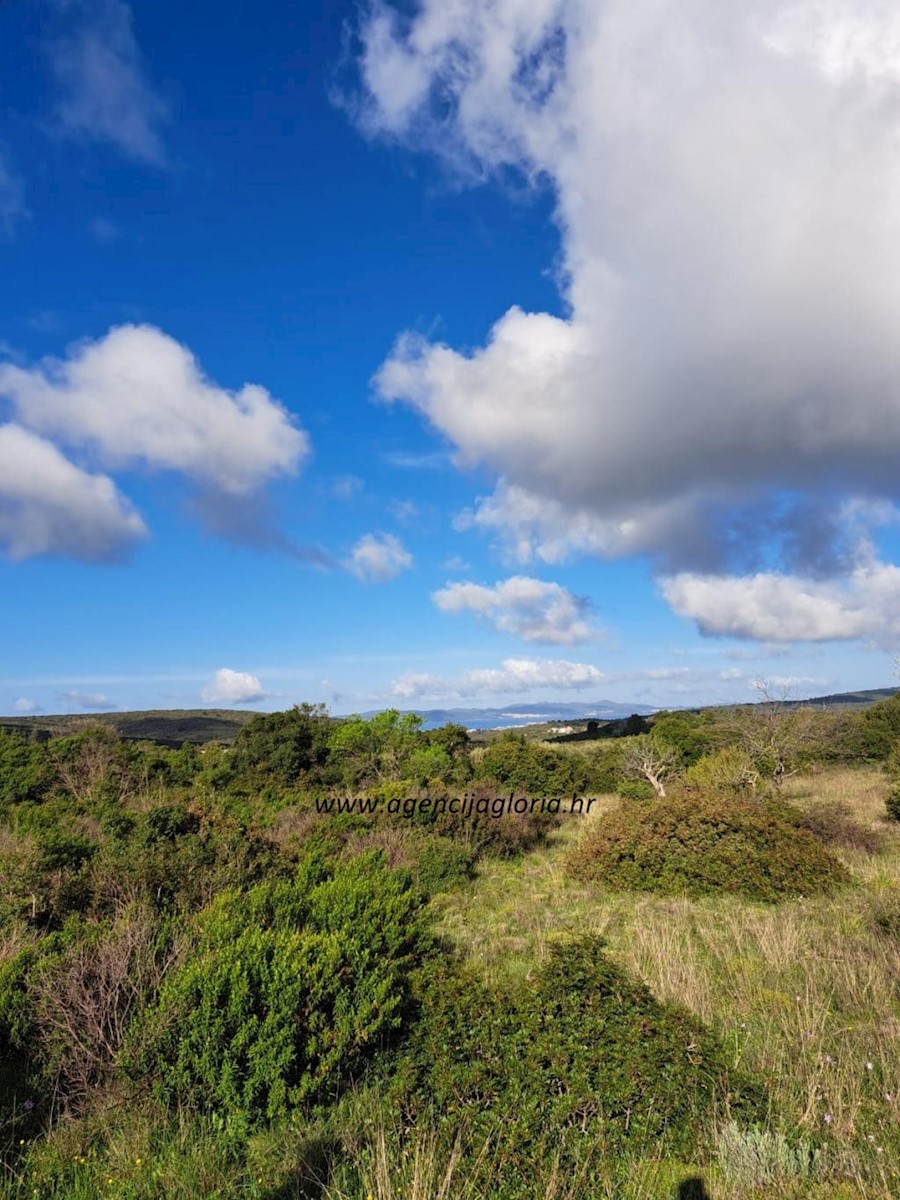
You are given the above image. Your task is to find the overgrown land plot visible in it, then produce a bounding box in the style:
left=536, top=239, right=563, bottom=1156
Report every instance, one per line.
left=1, top=695, right=900, bottom=1198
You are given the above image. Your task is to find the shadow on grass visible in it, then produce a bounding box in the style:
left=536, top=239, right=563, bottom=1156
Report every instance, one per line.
left=260, top=1134, right=341, bottom=1200
left=676, top=1178, right=711, bottom=1200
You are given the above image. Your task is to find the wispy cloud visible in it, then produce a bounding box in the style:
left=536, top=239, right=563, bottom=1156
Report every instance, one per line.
left=381, top=449, right=450, bottom=471
left=0, top=146, right=27, bottom=237
left=332, top=474, right=364, bottom=501
left=188, top=490, right=335, bottom=568
left=88, top=217, right=121, bottom=244
left=57, top=690, right=115, bottom=711
left=49, top=0, right=169, bottom=164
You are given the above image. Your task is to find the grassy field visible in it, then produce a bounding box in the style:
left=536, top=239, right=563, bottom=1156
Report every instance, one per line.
left=420, top=766, right=900, bottom=1199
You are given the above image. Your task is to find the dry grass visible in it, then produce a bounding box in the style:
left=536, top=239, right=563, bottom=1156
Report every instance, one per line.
left=432, top=769, right=900, bottom=1197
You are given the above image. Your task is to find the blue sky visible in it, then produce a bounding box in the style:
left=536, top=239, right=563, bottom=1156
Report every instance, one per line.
left=1, top=0, right=899, bottom=717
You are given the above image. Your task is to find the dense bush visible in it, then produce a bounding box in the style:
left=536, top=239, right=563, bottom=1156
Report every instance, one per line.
left=412, top=835, right=477, bottom=893
left=683, top=746, right=760, bottom=793
left=616, top=778, right=656, bottom=800
left=648, top=710, right=716, bottom=765
left=474, top=732, right=579, bottom=794
left=568, top=792, right=849, bottom=902
left=884, top=742, right=900, bottom=821
left=386, top=937, right=764, bottom=1191
left=127, top=852, right=431, bottom=1134
left=856, top=693, right=900, bottom=759
left=0, top=933, right=39, bottom=1115
left=0, top=731, right=54, bottom=812
left=214, top=703, right=334, bottom=797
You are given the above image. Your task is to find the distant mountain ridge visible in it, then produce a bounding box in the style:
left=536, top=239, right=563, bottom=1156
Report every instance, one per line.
left=781, top=686, right=897, bottom=709
left=1, top=686, right=896, bottom=743
left=360, top=699, right=660, bottom=730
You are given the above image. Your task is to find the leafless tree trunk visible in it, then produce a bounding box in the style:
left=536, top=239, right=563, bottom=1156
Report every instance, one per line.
left=720, top=677, right=817, bottom=790
left=622, top=735, right=679, bottom=797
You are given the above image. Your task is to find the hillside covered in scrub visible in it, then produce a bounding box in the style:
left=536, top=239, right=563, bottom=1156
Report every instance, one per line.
left=1, top=693, right=900, bottom=1198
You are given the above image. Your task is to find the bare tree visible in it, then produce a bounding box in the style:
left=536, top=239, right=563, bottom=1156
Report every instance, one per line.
left=30, top=905, right=178, bottom=1111
left=53, top=727, right=133, bottom=806
left=622, top=735, right=680, bottom=797
left=722, top=677, right=818, bottom=790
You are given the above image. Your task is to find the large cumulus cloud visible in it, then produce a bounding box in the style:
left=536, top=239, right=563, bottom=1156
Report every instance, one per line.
left=359, top=0, right=900, bottom=641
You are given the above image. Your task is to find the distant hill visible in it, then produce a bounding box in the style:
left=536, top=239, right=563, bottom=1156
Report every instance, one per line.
left=0, top=708, right=257, bottom=748
left=1, top=687, right=896, bottom=747
left=782, top=686, right=898, bottom=709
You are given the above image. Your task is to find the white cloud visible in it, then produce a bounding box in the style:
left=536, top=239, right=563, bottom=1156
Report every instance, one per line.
left=13, top=698, right=40, bottom=714
left=359, top=0, right=900, bottom=585
left=662, top=563, right=900, bottom=646
left=49, top=0, right=168, bottom=164
left=0, top=147, right=27, bottom=237
left=392, top=656, right=603, bottom=699
left=0, top=325, right=309, bottom=495
left=201, top=668, right=266, bottom=704
left=0, top=423, right=147, bottom=561
left=433, top=574, right=594, bottom=643
left=347, top=531, right=413, bottom=582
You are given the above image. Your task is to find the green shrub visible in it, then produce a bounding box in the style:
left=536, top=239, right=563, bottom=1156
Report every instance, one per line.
left=568, top=792, right=849, bottom=902
left=581, top=742, right=626, bottom=793
left=648, top=711, right=715, bottom=766
left=405, top=746, right=452, bottom=786
left=474, top=733, right=578, bottom=795
left=385, top=937, right=764, bottom=1191
left=0, top=935, right=39, bottom=1114
left=857, top=694, right=900, bottom=759
left=885, top=746, right=900, bottom=821
left=127, top=852, right=431, bottom=1134
left=616, top=779, right=655, bottom=800
left=683, top=746, right=759, bottom=794
left=144, top=803, right=200, bottom=844
left=0, top=731, right=54, bottom=812
left=413, top=835, right=477, bottom=893
left=226, top=703, right=333, bottom=792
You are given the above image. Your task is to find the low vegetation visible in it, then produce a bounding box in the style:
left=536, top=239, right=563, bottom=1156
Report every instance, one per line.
left=568, top=791, right=849, bottom=902
left=0, top=691, right=899, bottom=1196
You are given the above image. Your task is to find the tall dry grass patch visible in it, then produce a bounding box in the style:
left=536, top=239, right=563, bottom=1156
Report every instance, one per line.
left=434, top=768, right=900, bottom=1195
